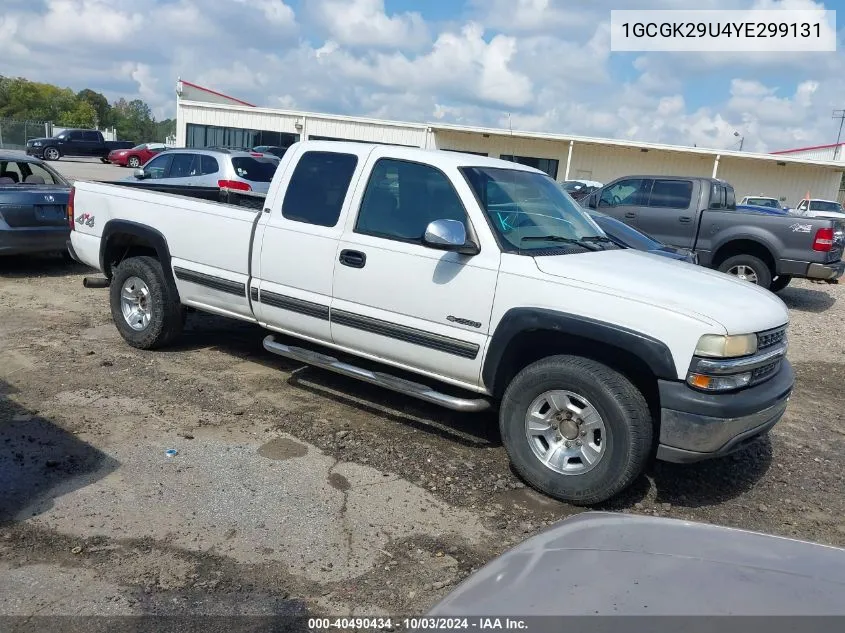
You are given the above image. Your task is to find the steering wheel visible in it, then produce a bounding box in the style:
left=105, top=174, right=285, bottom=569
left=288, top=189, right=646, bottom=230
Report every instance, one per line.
left=611, top=195, right=621, bottom=205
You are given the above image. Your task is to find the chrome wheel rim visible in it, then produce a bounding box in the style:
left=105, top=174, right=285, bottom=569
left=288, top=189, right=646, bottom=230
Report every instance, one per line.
left=525, top=390, right=606, bottom=475
left=129, top=157, right=139, bottom=167
left=45, top=148, right=59, bottom=160
left=120, top=276, right=152, bottom=331
left=727, top=265, right=759, bottom=283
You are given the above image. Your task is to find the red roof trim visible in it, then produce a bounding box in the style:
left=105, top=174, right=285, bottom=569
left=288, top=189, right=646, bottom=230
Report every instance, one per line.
left=180, top=80, right=256, bottom=107
left=771, top=142, right=843, bottom=155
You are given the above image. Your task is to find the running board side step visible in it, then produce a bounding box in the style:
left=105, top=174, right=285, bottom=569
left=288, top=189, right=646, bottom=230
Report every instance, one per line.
left=262, top=335, right=491, bottom=413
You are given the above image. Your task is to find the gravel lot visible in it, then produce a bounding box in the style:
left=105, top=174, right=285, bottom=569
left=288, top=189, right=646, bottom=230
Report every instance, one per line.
left=1, top=158, right=843, bottom=619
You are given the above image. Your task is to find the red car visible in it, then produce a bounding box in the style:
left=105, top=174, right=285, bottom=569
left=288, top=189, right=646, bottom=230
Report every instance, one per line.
left=107, top=143, right=167, bottom=168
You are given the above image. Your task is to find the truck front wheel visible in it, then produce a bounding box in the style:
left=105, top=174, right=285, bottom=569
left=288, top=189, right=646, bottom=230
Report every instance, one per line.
left=109, top=256, right=184, bottom=350
left=499, top=355, right=652, bottom=505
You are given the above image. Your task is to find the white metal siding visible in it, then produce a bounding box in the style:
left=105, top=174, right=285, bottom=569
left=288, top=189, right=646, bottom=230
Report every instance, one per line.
left=775, top=146, right=844, bottom=162
left=718, top=157, right=841, bottom=206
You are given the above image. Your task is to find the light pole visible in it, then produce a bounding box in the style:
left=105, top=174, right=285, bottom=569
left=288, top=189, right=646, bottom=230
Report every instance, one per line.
left=733, top=130, right=744, bottom=151
left=833, top=109, right=845, bottom=160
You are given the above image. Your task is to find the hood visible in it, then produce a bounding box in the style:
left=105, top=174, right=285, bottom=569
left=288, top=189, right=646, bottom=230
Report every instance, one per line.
left=26, top=137, right=52, bottom=144
left=429, top=512, right=845, bottom=617
left=533, top=249, right=787, bottom=334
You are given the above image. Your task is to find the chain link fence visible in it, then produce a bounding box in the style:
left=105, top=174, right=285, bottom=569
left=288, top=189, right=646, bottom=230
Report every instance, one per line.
left=0, top=119, right=53, bottom=150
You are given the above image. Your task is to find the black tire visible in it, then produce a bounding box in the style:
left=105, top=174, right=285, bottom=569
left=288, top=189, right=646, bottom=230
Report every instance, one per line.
left=109, top=256, right=184, bottom=350
left=769, top=275, right=792, bottom=293
left=128, top=156, right=140, bottom=168
left=43, top=146, right=60, bottom=161
left=499, top=355, right=653, bottom=505
left=100, top=157, right=110, bottom=164
left=717, top=254, right=773, bottom=290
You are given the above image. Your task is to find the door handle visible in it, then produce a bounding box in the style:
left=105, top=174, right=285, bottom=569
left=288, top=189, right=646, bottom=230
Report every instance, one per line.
left=624, top=212, right=636, bottom=219
left=679, top=216, right=691, bottom=223
left=339, top=249, right=366, bottom=268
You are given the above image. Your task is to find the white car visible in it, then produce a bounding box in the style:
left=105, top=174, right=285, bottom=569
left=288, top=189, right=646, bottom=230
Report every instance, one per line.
left=67, top=141, right=793, bottom=505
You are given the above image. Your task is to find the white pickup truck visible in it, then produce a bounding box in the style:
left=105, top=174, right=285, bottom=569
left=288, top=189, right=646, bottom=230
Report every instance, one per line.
left=67, top=141, right=794, bottom=505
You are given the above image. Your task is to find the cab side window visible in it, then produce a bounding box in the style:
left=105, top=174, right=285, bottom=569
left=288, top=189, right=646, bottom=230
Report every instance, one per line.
left=599, top=178, right=650, bottom=208
left=281, top=151, right=359, bottom=227
left=355, top=158, right=468, bottom=242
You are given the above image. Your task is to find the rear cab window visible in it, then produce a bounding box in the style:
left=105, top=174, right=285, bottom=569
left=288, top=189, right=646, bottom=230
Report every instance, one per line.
left=281, top=151, right=359, bottom=227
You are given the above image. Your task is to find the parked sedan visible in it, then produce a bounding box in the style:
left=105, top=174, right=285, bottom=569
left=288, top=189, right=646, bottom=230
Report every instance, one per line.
left=107, top=143, right=167, bottom=168
left=252, top=145, right=289, bottom=159
left=0, top=153, right=71, bottom=256
left=588, top=210, right=697, bottom=263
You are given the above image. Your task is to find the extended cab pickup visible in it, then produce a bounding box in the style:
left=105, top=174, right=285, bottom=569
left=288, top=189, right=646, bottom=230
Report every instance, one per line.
left=26, top=129, right=134, bottom=163
left=68, top=142, right=794, bottom=504
left=582, top=176, right=845, bottom=293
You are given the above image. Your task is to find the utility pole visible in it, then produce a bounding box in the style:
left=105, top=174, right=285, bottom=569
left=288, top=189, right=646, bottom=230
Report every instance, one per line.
left=833, top=109, right=845, bottom=161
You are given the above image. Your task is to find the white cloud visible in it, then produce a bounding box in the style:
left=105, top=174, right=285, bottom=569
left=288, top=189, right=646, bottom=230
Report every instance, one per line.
left=305, top=0, right=429, bottom=50
left=0, top=0, right=842, bottom=154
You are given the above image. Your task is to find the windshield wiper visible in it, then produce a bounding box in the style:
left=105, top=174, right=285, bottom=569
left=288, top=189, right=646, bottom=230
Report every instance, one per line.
left=520, top=235, right=600, bottom=251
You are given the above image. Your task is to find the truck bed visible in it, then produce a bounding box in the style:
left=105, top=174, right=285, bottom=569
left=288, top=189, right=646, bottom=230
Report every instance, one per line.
left=72, top=180, right=265, bottom=322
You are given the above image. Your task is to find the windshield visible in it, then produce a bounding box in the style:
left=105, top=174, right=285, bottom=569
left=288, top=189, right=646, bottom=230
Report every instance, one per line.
left=809, top=200, right=844, bottom=213
left=745, top=197, right=779, bottom=208
left=131, top=144, right=147, bottom=150
left=460, top=166, right=607, bottom=253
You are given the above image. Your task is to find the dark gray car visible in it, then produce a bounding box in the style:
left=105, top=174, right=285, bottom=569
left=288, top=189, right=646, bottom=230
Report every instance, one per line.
left=0, top=153, right=71, bottom=256
left=429, top=512, right=845, bottom=622
left=582, top=176, right=845, bottom=292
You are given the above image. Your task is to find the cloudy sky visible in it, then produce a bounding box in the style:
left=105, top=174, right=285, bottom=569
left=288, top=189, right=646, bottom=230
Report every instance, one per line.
left=1, top=0, right=843, bottom=152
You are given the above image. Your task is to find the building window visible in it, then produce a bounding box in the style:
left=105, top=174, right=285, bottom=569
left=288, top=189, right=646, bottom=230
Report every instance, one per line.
left=186, top=124, right=298, bottom=150
left=499, top=154, right=559, bottom=179
left=307, top=134, right=418, bottom=148
left=441, top=149, right=488, bottom=156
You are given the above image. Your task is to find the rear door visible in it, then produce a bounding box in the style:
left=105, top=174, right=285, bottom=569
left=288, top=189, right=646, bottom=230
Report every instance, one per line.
left=633, top=178, right=697, bottom=248
left=82, top=131, right=101, bottom=155
left=596, top=178, right=652, bottom=227
left=252, top=147, right=365, bottom=343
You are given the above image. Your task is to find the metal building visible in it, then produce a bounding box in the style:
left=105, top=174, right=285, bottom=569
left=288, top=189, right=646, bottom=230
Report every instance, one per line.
left=175, top=80, right=845, bottom=207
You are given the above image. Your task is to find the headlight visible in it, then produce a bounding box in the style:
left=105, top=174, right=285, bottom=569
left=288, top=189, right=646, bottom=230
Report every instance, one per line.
left=687, top=372, right=752, bottom=392
left=33, top=141, right=43, bottom=147
left=694, top=334, right=757, bottom=358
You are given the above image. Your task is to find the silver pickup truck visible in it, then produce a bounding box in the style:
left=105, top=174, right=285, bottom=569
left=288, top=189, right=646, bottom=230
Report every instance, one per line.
left=581, top=176, right=845, bottom=292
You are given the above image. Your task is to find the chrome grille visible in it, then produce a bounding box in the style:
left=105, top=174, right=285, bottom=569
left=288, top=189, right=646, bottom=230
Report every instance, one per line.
left=751, top=360, right=781, bottom=385
left=757, top=326, right=786, bottom=351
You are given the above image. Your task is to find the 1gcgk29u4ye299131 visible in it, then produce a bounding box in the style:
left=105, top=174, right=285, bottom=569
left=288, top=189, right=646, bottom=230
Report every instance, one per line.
left=67, top=141, right=793, bottom=505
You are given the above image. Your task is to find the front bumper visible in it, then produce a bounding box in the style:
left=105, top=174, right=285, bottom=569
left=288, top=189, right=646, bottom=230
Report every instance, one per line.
left=25, top=147, right=44, bottom=157
left=656, top=359, right=794, bottom=463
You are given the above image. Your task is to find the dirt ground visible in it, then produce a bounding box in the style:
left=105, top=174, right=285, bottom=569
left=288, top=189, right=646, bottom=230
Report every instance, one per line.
left=1, top=254, right=844, bottom=621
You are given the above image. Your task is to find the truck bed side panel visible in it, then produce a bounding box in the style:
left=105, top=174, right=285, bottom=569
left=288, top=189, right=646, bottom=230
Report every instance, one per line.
left=72, top=182, right=260, bottom=321
left=697, top=210, right=843, bottom=272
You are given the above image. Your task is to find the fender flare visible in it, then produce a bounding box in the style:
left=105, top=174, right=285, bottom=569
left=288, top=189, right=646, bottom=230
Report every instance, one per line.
left=99, top=220, right=174, bottom=284
left=482, top=308, right=678, bottom=394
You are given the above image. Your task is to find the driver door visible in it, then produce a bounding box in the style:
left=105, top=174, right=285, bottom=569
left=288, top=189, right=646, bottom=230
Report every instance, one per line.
left=331, top=156, right=500, bottom=388
left=597, top=178, right=653, bottom=228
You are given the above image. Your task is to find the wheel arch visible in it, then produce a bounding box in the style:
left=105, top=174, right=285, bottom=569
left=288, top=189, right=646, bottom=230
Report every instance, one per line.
left=100, top=220, right=177, bottom=295
left=711, top=237, right=777, bottom=273
left=483, top=308, right=677, bottom=421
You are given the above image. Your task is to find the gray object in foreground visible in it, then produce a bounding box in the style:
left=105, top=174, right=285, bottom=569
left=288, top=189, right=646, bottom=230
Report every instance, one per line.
left=428, top=512, right=845, bottom=616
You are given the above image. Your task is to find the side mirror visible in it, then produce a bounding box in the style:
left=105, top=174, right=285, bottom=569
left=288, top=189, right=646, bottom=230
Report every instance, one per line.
left=134, top=168, right=147, bottom=179
left=586, top=193, right=598, bottom=209
left=423, top=219, right=479, bottom=256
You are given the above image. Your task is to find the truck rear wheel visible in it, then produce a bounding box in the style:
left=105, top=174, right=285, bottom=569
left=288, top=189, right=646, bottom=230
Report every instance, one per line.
left=717, top=254, right=773, bottom=290
left=499, top=355, right=652, bottom=505
left=109, top=256, right=184, bottom=350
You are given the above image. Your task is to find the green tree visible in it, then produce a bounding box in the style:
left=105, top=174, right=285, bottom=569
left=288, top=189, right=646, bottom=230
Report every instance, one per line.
left=57, top=100, right=97, bottom=128
left=76, top=88, right=112, bottom=127
left=111, top=97, right=157, bottom=143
